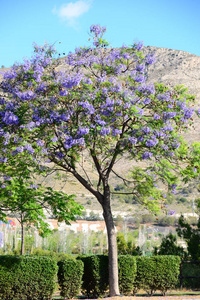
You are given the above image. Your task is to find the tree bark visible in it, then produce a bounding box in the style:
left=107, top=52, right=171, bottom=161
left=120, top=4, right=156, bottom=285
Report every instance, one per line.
left=102, top=189, right=120, bottom=296
left=21, top=217, right=25, bottom=255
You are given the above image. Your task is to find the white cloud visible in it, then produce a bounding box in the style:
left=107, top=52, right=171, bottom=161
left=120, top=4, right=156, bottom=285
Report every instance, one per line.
left=53, top=0, right=92, bottom=28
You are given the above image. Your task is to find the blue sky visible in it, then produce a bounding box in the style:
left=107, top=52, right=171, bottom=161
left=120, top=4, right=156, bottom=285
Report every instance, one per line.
left=1, top=0, right=200, bottom=67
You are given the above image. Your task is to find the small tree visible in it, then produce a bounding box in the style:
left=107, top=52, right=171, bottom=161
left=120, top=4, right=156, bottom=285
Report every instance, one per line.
left=117, top=232, right=141, bottom=255
left=0, top=155, right=83, bottom=255
left=177, top=210, right=200, bottom=260
left=0, top=25, right=197, bottom=294
left=154, top=233, right=186, bottom=258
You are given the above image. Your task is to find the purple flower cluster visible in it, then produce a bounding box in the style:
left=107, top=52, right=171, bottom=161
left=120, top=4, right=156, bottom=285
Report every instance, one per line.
left=100, top=127, right=111, bottom=136
left=168, top=209, right=175, bottom=215
left=145, top=136, right=158, bottom=147
left=1, top=111, right=19, bottom=125
left=15, top=90, right=35, bottom=101
left=90, top=25, right=106, bottom=36
left=142, top=151, right=153, bottom=159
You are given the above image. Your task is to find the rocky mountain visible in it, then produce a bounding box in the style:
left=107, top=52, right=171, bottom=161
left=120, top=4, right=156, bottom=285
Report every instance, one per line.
left=144, top=46, right=200, bottom=143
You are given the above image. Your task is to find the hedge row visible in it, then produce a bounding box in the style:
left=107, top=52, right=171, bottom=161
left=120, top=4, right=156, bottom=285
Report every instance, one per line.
left=0, top=255, right=181, bottom=299
left=133, top=256, right=181, bottom=295
left=0, top=255, right=58, bottom=300
left=78, top=255, right=180, bottom=297
left=77, top=254, right=137, bottom=297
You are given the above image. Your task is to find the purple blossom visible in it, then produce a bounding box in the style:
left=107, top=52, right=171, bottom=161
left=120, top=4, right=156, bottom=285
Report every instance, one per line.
left=142, top=126, right=151, bottom=134
left=168, top=209, right=176, bottom=215
left=30, top=184, right=38, bottom=189
left=24, top=144, right=35, bottom=154
left=78, top=101, right=95, bottom=115
left=171, top=142, right=180, bottom=149
left=3, top=68, right=18, bottom=80
left=163, top=111, right=177, bottom=120
left=59, top=90, right=68, bottom=96
left=162, top=125, right=174, bottom=132
left=145, top=53, right=156, bottom=65
left=135, top=75, right=145, bottom=83
left=0, top=97, right=6, bottom=105
left=112, top=128, right=121, bottom=136
left=133, top=41, right=143, bottom=51
left=15, top=146, right=24, bottom=153
left=143, top=98, right=151, bottom=105
left=100, top=127, right=111, bottom=136
left=136, top=64, right=145, bottom=72
left=137, top=83, right=155, bottom=95
left=0, top=157, right=7, bottom=163
left=2, top=111, right=19, bottom=125
left=36, top=140, right=44, bottom=147
left=142, top=151, right=153, bottom=159
left=56, top=152, right=64, bottom=160
left=95, top=115, right=106, bottom=126
left=153, top=114, right=161, bottom=120
left=90, top=24, right=106, bottom=36
left=51, top=136, right=58, bottom=143
left=138, top=136, right=144, bottom=142
left=16, top=90, right=35, bottom=101
left=145, top=137, right=158, bottom=147
left=161, top=144, right=169, bottom=151
left=183, top=107, right=194, bottom=119
left=177, top=100, right=186, bottom=110
left=128, top=137, right=137, bottom=144
left=77, top=126, right=89, bottom=136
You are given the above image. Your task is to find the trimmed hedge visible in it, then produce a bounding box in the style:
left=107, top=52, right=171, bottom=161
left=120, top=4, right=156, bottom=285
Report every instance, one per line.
left=133, top=255, right=181, bottom=295
left=0, top=255, right=58, bottom=300
left=77, top=255, right=109, bottom=297
left=78, top=254, right=137, bottom=297
left=57, top=258, right=84, bottom=299
left=118, top=255, right=137, bottom=295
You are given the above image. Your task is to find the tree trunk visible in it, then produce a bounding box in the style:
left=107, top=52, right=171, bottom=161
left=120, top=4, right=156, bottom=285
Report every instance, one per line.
left=21, top=219, right=25, bottom=255
left=103, top=190, right=120, bottom=296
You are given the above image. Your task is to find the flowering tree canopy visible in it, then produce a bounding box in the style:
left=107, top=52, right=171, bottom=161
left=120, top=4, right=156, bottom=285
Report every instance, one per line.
left=0, top=24, right=198, bottom=294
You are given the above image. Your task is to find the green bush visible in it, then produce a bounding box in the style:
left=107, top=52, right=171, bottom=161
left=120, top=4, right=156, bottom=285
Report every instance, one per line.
left=77, top=255, right=109, bottom=297
left=31, top=248, right=74, bottom=262
left=153, top=233, right=186, bottom=258
left=57, top=258, right=84, bottom=299
left=0, top=255, right=58, bottom=300
left=181, top=262, right=200, bottom=290
left=133, top=255, right=181, bottom=295
left=118, top=255, right=137, bottom=295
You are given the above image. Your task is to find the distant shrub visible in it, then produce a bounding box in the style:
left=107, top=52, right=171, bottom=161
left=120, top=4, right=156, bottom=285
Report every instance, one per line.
left=31, top=248, right=74, bottom=262
left=156, top=215, right=176, bottom=226
left=154, top=233, right=186, bottom=258
left=0, top=255, right=57, bottom=300
left=177, top=196, right=188, bottom=203
left=57, top=258, right=84, bottom=299
left=141, top=214, right=155, bottom=223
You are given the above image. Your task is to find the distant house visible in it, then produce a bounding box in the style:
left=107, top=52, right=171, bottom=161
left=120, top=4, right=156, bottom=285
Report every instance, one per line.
left=47, top=219, right=114, bottom=233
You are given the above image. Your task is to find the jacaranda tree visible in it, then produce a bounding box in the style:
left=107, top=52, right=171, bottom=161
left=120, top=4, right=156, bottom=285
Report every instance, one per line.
left=0, top=25, right=198, bottom=295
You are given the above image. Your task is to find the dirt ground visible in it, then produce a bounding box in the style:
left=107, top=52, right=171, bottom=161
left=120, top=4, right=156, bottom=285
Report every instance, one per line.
left=53, top=292, right=200, bottom=300
left=101, top=296, right=200, bottom=300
